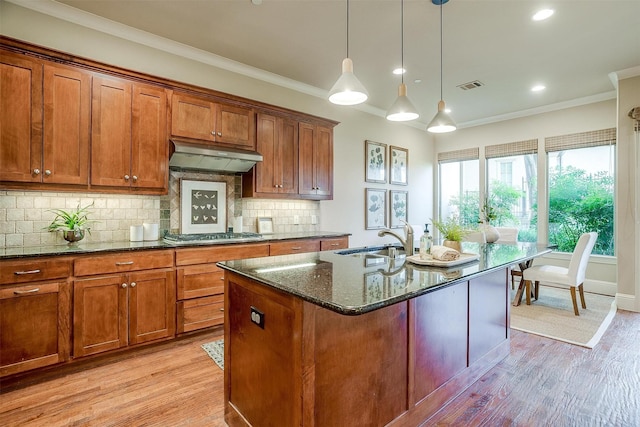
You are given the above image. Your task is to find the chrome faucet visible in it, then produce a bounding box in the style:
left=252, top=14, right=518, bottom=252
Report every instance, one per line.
left=377, top=220, right=414, bottom=256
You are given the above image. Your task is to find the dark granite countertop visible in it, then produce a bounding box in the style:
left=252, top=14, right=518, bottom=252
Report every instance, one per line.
left=218, top=242, right=552, bottom=315
left=0, top=231, right=350, bottom=260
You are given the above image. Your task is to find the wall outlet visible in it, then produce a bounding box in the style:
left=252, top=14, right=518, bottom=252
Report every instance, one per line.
left=311, top=215, right=318, bottom=225
left=250, top=306, right=264, bottom=329
left=293, top=215, right=300, bottom=225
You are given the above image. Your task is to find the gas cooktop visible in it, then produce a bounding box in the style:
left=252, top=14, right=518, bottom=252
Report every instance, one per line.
left=163, top=232, right=264, bottom=244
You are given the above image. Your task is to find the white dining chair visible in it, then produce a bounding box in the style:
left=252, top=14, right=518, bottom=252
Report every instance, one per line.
left=522, top=232, right=598, bottom=315
left=494, top=227, right=520, bottom=288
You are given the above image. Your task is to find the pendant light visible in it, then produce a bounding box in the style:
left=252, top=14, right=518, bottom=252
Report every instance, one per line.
left=427, top=0, right=456, bottom=133
left=386, top=0, right=420, bottom=121
left=328, top=0, right=369, bottom=105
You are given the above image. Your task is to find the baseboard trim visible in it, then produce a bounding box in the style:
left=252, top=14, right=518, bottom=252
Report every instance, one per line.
left=615, top=293, right=637, bottom=312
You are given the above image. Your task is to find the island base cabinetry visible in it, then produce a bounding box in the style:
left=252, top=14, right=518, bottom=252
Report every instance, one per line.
left=224, top=267, right=510, bottom=427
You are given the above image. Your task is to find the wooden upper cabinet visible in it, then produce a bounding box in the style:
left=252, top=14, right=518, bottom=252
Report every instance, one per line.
left=131, top=83, right=168, bottom=190
left=171, top=92, right=255, bottom=149
left=252, top=113, right=298, bottom=195
left=0, top=50, right=42, bottom=183
left=299, top=122, right=333, bottom=200
left=91, top=75, right=132, bottom=188
left=43, top=62, right=91, bottom=185
left=91, top=75, right=168, bottom=192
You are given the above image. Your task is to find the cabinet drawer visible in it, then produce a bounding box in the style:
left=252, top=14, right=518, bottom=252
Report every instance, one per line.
left=177, top=294, right=224, bottom=333
left=177, top=264, right=224, bottom=300
left=269, top=240, right=320, bottom=256
left=175, top=243, right=269, bottom=266
left=0, top=258, right=72, bottom=285
left=320, top=237, right=349, bottom=251
left=74, top=250, right=174, bottom=276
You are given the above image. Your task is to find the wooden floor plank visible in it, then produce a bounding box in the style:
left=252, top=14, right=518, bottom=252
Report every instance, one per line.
left=2, top=311, right=640, bottom=426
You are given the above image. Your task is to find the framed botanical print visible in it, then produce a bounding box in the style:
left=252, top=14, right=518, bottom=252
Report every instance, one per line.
left=180, top=180, right=227, bottom=234
left=389, top=190, right=408, bottom=228
left=365, top=140, right=387, bottom=183
left=390, top=145, right=408, bottom=185
left=365, top=188, right=387, bottom=229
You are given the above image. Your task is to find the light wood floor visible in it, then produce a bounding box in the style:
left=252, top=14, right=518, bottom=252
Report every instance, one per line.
left=2, top=309, right=640, bottom=427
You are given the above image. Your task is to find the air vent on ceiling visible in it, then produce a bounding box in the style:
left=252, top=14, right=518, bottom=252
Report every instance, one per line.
left=457, top=80, right=484, bottom=91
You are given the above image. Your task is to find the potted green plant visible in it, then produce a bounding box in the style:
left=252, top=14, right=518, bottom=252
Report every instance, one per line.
left=479, top=195, right=500, bottom=242
left=431, top=215, right=470, bottom=252
left=46, top=202, right=94, bottom=243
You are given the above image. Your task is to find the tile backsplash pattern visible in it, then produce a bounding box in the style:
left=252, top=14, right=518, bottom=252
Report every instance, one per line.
left=0, top=190, right=160, bottom=247
left=1, top=176, right=320, bottom=247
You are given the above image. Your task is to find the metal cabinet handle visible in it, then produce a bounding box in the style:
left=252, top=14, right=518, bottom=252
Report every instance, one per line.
left=217, top=132, right=222, bottom=137
left=115, top=261, right=134, bottom=266
left=14, top=288, right=40, bottom=295
left=44, top=169, right=51, bottom=176
left=291, top=247, right=302, bottom=250
left=219, top=308, right=224, bottom=312
left=330, top=243, right=340, bottom=246
left=33, top=169, right=40, bottom=175
left=211, top=130, right=215, bottom=135
left=14, top=269, right=41, bottom=275
left=130, top=282, right=136, bottom=288
left=132, top=175, right=138, bottom=182
left=124, top=175, right=130, bottom=181
left=122, top=283, right=128, bottom=288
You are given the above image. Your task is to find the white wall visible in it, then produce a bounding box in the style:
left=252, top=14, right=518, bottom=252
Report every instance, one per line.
left=0, top=1, right=434, bottom=249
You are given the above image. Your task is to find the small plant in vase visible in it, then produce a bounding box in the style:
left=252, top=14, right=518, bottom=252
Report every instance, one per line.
left=46, top=202, right=95, bottom=244
left=479, top=195, right=500, bottom=243
left=431, top=215, right=470, bottom=252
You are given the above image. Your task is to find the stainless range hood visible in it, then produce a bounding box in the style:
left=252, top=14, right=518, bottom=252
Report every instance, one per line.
left=169, top=138, right=262, bottom=173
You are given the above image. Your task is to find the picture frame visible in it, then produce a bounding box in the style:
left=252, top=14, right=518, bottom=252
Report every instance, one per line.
left=390, top=145, right=408, bottom=185
left=389, top=190, right=408, bottom=229
left=365, top=188, right=387, bottom=229
left=180, top=180, right=227, bottom=234
left=365, top=140, right=387, bottom=183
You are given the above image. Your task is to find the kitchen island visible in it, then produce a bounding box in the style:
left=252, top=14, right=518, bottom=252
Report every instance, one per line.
left=218, top=242, right=551, bottom=427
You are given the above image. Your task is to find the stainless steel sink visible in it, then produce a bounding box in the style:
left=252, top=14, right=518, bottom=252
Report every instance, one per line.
left=336, top=245, right=406, bottom=258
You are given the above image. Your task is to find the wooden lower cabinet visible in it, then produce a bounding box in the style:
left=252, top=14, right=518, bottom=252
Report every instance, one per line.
left=0, top=281, right=71, bottom=377
left=73, top=269, right=176, bottom=358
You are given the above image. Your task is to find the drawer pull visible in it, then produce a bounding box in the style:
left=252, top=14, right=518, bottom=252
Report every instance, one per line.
left=122, top=283, right=128, bottom=288
left=14, top=269, right=41, bottom=275
left=115, top=261, right=134, bottom=266
left=130, top=282, right=136, bottom=288
left=291, top=247, right=302, bottom=250
left=330, top=243, right=340, bottom=246
left=14, top=288, right=40, bottom=295
left=220, top=308, right=224, bottom=312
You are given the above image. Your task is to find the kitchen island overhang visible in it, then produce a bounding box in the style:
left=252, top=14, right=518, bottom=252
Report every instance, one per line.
left=218, top=243, right=551, bottom=427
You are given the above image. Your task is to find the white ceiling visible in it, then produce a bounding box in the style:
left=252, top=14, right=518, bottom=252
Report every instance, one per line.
left=30, top=0, right=640, bottom=127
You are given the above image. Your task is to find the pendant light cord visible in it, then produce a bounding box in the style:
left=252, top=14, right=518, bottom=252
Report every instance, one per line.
left=439, top=1, right=443, bottom=101
left=401, top=0, right=405, bottom=84
left=346, top=0, right=350, bottom=58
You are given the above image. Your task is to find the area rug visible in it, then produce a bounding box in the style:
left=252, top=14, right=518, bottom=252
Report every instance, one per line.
left=510, top=285, right=616, bottom=348
left=201, top=339, right=224, bottom=370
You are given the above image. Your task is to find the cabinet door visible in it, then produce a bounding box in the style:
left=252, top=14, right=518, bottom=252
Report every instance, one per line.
left=74, top=275, right=128, bottom=357
left=171, top=93, right=216, bottom=142
left=128, top=269, right=176, bottom=345
left=278, top=117, right=299, bottom=194
left=255, top=113, right=278, bottom=193
left=91, top=75, right=132, bottom=187
left=215, top=103, right=255, bottom=149
left=313, top=125, right=333, bottom=198
left=131, top=83, right=168, bottom=190
left=0, top=281, right=70, bottom=377
left=0, top=51, right=42, bottom=183
left=43, top=62, right=90, bottom=185
left=299, top=122, right=333, bottom=199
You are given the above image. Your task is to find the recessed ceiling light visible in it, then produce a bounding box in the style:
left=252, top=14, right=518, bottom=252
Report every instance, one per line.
left=532, top=9, right=554, bottom=21
left=531, top=84, right=546, bottom=92
left=393, top=68, right=406, bottom=75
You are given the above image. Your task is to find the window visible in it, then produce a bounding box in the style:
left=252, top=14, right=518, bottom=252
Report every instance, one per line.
left=438, top=148, right=479, bottom=228
left=546, top=129, right=615, bottom=256
left=486, top=139, right=538, bottom=242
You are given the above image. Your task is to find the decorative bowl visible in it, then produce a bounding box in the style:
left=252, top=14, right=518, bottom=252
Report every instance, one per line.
left=62, top=229, right=85, bottom=244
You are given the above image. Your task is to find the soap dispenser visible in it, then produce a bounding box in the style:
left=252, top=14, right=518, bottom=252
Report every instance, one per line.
left=419, top=224, right=433, bottom=260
